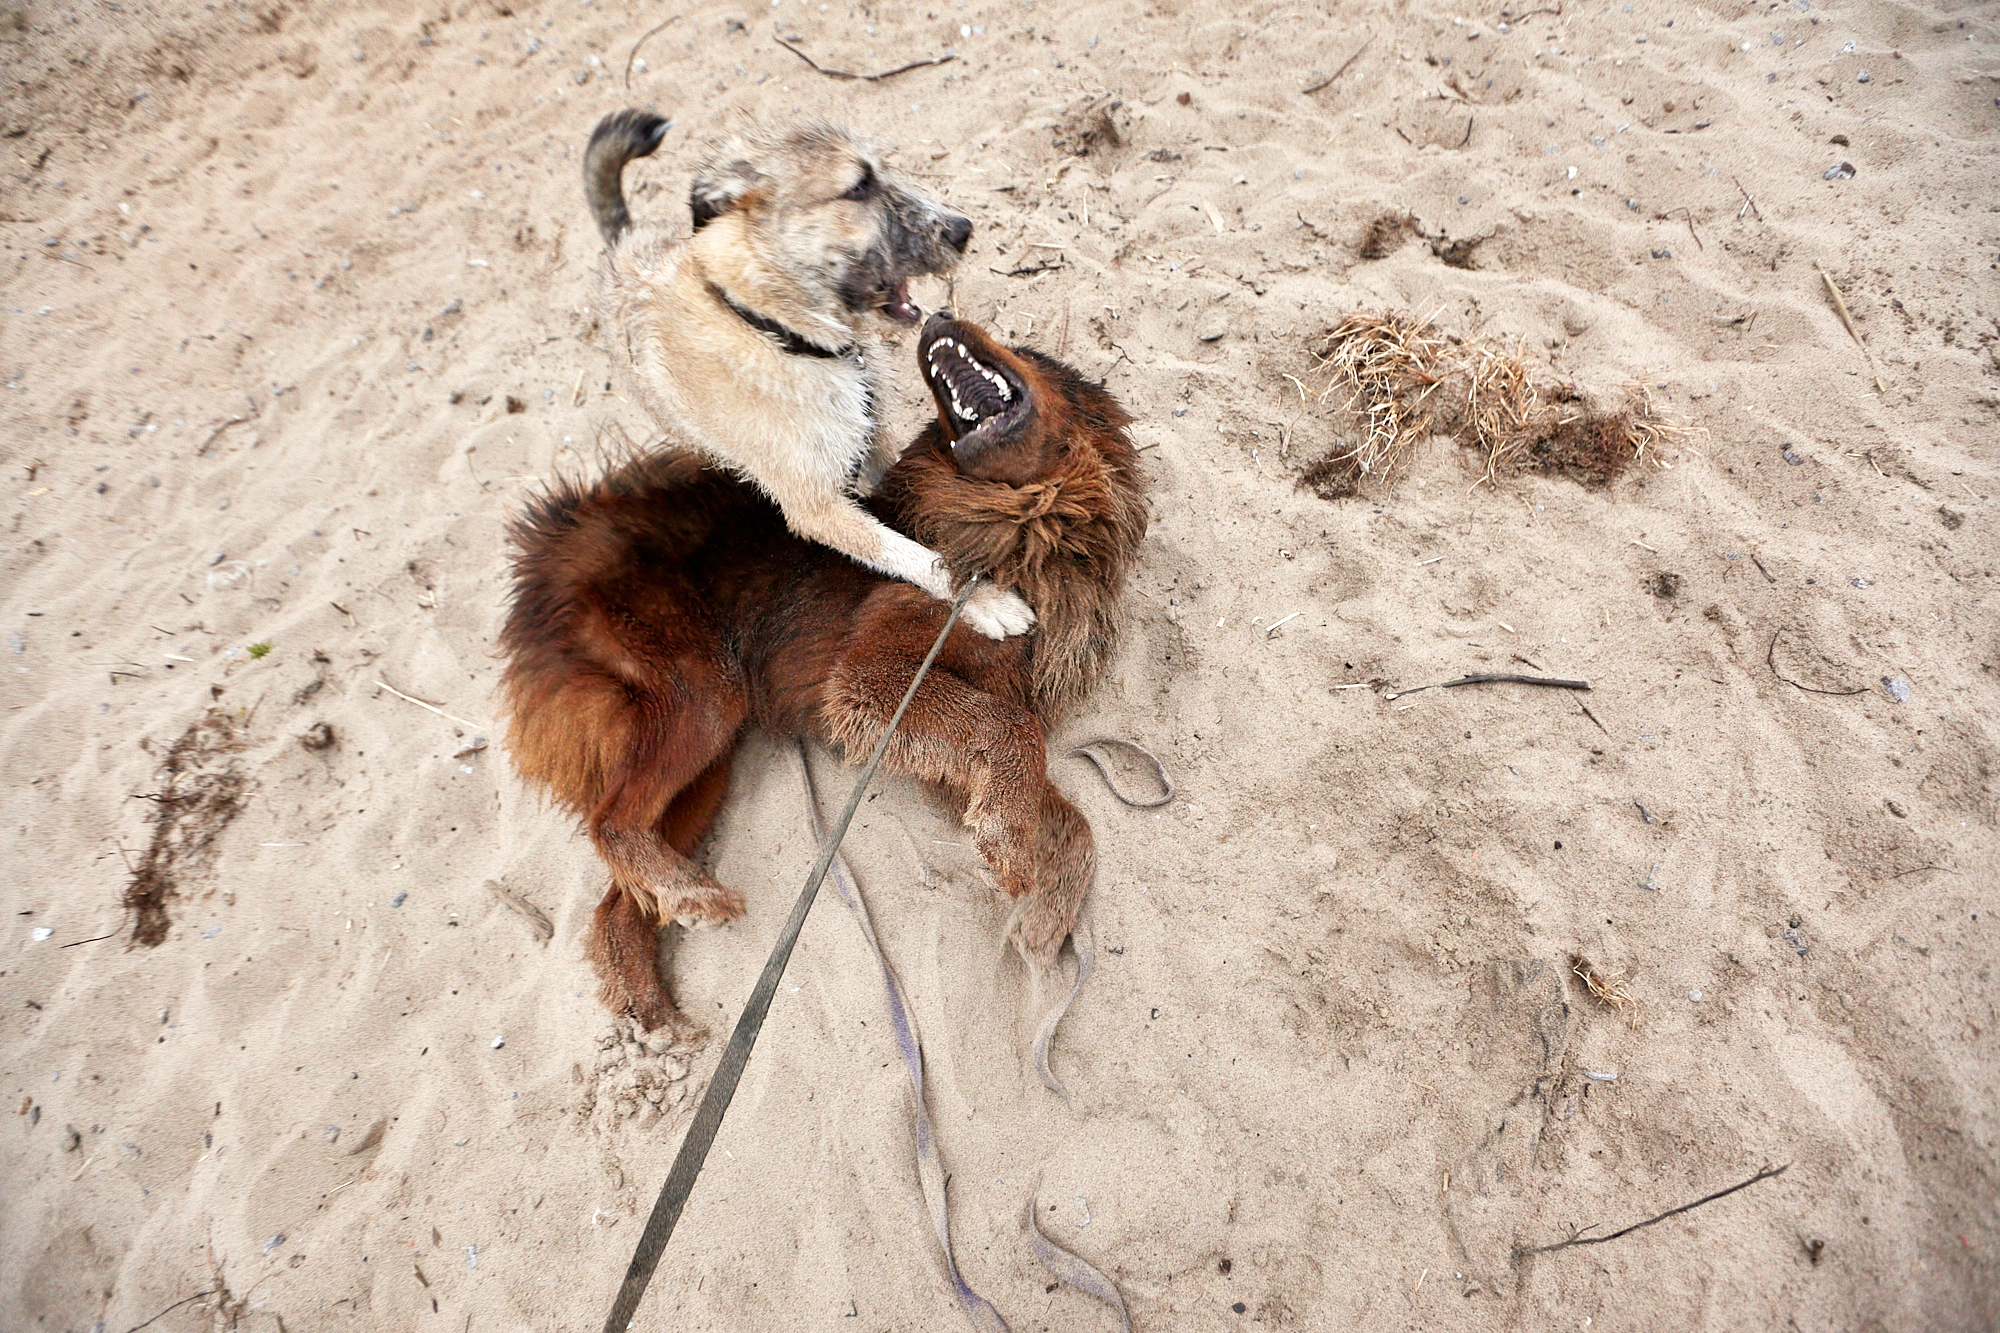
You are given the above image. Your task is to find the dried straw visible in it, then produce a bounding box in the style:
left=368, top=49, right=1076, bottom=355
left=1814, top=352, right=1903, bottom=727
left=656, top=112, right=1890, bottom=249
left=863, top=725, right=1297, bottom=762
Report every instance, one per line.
left=1296, top=310, right=1686, bottom=497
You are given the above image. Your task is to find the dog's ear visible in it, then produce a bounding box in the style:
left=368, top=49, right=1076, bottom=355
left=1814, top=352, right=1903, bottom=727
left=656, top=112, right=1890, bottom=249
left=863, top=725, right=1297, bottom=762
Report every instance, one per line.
left=689, top=158, right=761, bottom=232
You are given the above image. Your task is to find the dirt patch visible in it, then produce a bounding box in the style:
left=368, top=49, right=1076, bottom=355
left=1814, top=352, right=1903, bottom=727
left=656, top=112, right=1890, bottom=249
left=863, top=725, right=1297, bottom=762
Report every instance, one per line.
left=124, top=710, right=250, bottom=947
left=1357, top=212, right=1413, bottom=259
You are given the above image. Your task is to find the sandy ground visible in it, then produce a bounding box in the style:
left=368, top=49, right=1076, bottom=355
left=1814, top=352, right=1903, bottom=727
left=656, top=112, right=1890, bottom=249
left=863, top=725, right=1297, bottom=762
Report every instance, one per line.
left=4, top=0, right=1999, bottom=1328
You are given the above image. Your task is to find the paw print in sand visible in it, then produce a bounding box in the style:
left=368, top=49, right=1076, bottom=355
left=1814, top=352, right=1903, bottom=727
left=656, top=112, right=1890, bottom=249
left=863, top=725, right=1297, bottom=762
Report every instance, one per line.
left=576, top=1022, right=698, bottom=1127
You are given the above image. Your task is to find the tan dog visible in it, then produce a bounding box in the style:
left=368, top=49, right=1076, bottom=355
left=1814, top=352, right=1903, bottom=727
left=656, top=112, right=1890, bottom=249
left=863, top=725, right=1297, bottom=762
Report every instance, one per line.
left=582, top=110, right=1035, bottom=640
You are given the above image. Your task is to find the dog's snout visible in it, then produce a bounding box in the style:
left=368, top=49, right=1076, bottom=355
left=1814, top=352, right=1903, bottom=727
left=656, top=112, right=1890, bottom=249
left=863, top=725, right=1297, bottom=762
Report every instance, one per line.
left=943, top=214, right=972, bottom=253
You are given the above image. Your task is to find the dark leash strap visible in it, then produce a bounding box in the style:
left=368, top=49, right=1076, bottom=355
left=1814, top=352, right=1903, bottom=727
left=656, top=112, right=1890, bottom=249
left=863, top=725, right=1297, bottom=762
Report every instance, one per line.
left=601, top=577, right=980, bottom=1333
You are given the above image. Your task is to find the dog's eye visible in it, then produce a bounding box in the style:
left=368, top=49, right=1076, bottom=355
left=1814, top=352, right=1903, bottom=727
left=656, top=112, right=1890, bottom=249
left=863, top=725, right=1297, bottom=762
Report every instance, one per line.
left=841, top=165, right=876, bottom=201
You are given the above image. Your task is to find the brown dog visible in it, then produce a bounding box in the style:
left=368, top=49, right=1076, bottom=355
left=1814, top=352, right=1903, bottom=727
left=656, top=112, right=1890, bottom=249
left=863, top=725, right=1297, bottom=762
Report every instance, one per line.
left=499, top=314, right=1148, bottom=1039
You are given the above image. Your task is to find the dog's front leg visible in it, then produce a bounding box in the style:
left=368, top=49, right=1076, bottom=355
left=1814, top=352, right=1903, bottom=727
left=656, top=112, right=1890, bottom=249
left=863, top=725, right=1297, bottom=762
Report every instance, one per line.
left=821, top=651, right=1045, bottom=901
left=1006, top=786, right=1095, bottom=973
left=783, top=495, right=1037, bottom=640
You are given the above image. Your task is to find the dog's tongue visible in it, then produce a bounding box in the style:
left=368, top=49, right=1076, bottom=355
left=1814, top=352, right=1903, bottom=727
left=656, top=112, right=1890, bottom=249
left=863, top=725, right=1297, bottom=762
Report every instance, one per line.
left=882, top=280, right=920, bottom=322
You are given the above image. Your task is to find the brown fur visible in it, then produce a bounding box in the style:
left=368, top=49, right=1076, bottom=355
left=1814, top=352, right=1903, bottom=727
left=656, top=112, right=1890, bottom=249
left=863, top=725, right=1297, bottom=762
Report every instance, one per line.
left=499, top=315, right=1147, bottom=1040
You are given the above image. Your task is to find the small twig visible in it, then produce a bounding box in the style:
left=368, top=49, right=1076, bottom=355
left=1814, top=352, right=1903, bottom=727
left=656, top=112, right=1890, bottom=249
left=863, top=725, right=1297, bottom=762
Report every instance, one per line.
left=1265, top=611, right=1304, bottom=637
left=1387, top=673, right=1589, bottom=701
left=1653, top=206, right=1703, bottom=252
left=1815, top=263, right=1889, bottom=393
left=1458, top=114, right=1474, bottom=148
left=773, top=34, right=955, bottom=81
left=1500, top=5, right=1564, bottom=18
left=1731, top=175, right=1762, bottom=221
left=624, top=15, right=679, bottom=88
left=201, top=413, right=255, bottom=450
left=374, top=678, right=486, bottom=730
left=61, top=929, right=122, bottom=948
left=1517, top=1164, right=1789, bottom=1257
left=1578, top=702, right=1610, bottom=736
left=1748, top=552, right=1778, bottom=584
left=1304, top=35, right=1374, bottom=94
left=1766, top=629, right=1868, bottom=697
left=990, top=261, right=1065, bottom=278
left=487, top=880, right=554, bottom=943
left=122, top=1291, right=219, bottom=1333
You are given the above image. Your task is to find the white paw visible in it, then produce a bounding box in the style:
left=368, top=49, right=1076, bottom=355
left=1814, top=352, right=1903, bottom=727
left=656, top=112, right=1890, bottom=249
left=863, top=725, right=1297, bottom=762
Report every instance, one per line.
left=960, top=585, right=1036, bottom=639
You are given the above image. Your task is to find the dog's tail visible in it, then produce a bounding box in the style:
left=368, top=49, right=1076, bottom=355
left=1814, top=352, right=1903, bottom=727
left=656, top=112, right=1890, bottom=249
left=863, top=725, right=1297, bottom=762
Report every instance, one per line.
left=585, top=109, right=670, bottom=247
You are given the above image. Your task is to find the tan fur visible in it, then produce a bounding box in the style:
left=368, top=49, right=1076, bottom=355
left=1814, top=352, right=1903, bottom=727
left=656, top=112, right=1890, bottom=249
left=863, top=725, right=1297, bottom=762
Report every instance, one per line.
left=586, top=111, right=1035, bottom=639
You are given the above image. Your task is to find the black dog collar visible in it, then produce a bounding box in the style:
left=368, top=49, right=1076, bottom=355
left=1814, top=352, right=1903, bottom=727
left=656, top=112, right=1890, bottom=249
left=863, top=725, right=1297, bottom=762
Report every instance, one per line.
left=707, top=282, right=854, bottom=361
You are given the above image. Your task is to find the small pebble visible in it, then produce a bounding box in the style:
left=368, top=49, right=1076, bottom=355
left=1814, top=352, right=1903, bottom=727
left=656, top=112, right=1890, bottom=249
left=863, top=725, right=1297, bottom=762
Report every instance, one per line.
left=263, top=1235, right=286, bottom=1254
left=1689, top=988, right=1704, bottom=1002
left=1881, top=676, right=1912, bottom=703
left=8, top=634, right=22, bottom=654
left=491, top=1036, right=506, bottom=1049
left=466, top=1245, right=478, bottom=1269
left=31, top=927, right=52, bottom=942
left=1849, top=576, right=1869, bottom=588
left=1651, top=248, right=1672, bottom=259
left=1625, top=197, right=1641, bottom=210
left=202, top=926, right=221, bottom=939
left=1824, top=161, right=1856, bottom=180
left=1856, top=69, right=1870, bottom=83
left=1584, top=1070, right=1619, bottom=1082
left=391, top=892, right=407, bottom=908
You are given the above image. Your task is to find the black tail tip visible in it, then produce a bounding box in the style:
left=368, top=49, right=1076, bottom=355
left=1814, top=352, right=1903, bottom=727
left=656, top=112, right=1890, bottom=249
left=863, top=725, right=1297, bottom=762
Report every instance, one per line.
left=590, top=109, right=670, bottom=159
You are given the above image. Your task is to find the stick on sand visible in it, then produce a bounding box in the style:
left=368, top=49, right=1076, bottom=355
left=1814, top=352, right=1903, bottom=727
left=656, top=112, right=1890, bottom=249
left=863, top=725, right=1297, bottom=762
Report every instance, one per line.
left=1815, top=263, right=1889, bottom=394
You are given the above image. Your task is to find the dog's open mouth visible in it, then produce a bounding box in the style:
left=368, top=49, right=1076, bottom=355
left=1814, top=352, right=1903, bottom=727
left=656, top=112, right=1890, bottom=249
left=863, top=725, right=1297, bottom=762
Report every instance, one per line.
left=880, top=279, right=921, bottom=323
left=923, top=324, right=1029, bottom=449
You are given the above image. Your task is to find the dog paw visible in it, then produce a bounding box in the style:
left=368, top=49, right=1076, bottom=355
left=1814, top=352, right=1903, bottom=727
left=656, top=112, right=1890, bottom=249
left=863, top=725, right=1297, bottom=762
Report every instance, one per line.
left=1007, top=894, right=1074, bottom=974
left=669, top=882, right=745, bottom=929
left=960, top=584, right=1036, bottom=639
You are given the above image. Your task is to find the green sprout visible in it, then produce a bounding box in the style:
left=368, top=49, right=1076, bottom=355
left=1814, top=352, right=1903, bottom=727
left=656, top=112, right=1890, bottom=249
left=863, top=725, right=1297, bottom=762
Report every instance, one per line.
left=247, top=641, right=273, bottom=660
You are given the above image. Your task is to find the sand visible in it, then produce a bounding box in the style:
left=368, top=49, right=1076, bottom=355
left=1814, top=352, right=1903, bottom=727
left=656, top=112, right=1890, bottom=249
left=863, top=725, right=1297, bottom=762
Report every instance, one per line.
left=4, top=0, right=1997, bottom=1328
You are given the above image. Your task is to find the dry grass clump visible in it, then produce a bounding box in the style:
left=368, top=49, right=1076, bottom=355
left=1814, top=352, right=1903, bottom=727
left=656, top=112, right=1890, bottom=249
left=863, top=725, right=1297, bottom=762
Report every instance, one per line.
left=1296, top=310, right=1684, bottom=500
left=1571, top=954, right=1641, bottom=1028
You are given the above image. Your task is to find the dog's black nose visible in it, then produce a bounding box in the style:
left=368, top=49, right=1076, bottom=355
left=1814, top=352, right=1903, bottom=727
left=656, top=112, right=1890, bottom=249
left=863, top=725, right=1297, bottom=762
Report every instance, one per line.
left=943, top=214, right=972, bottom=252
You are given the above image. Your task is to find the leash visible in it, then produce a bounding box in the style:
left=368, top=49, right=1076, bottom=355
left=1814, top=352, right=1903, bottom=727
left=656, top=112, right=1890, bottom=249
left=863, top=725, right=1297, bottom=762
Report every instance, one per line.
left=601, top=576, right=980, bottom=1333
left=798, top=742, right=1009, bottom=1332
left=802, top=744, right=1133, bottom=1333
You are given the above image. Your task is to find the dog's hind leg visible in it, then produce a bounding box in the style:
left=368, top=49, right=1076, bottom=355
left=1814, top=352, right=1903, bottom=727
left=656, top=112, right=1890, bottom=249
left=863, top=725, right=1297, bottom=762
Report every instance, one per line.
left=588, top=885, right=706, bottom=1045
left=660, top=752, right=732, bottom=858
left=586, top=691, right=746, bottom=1035
left=590, top=703, right=747, bottom=929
